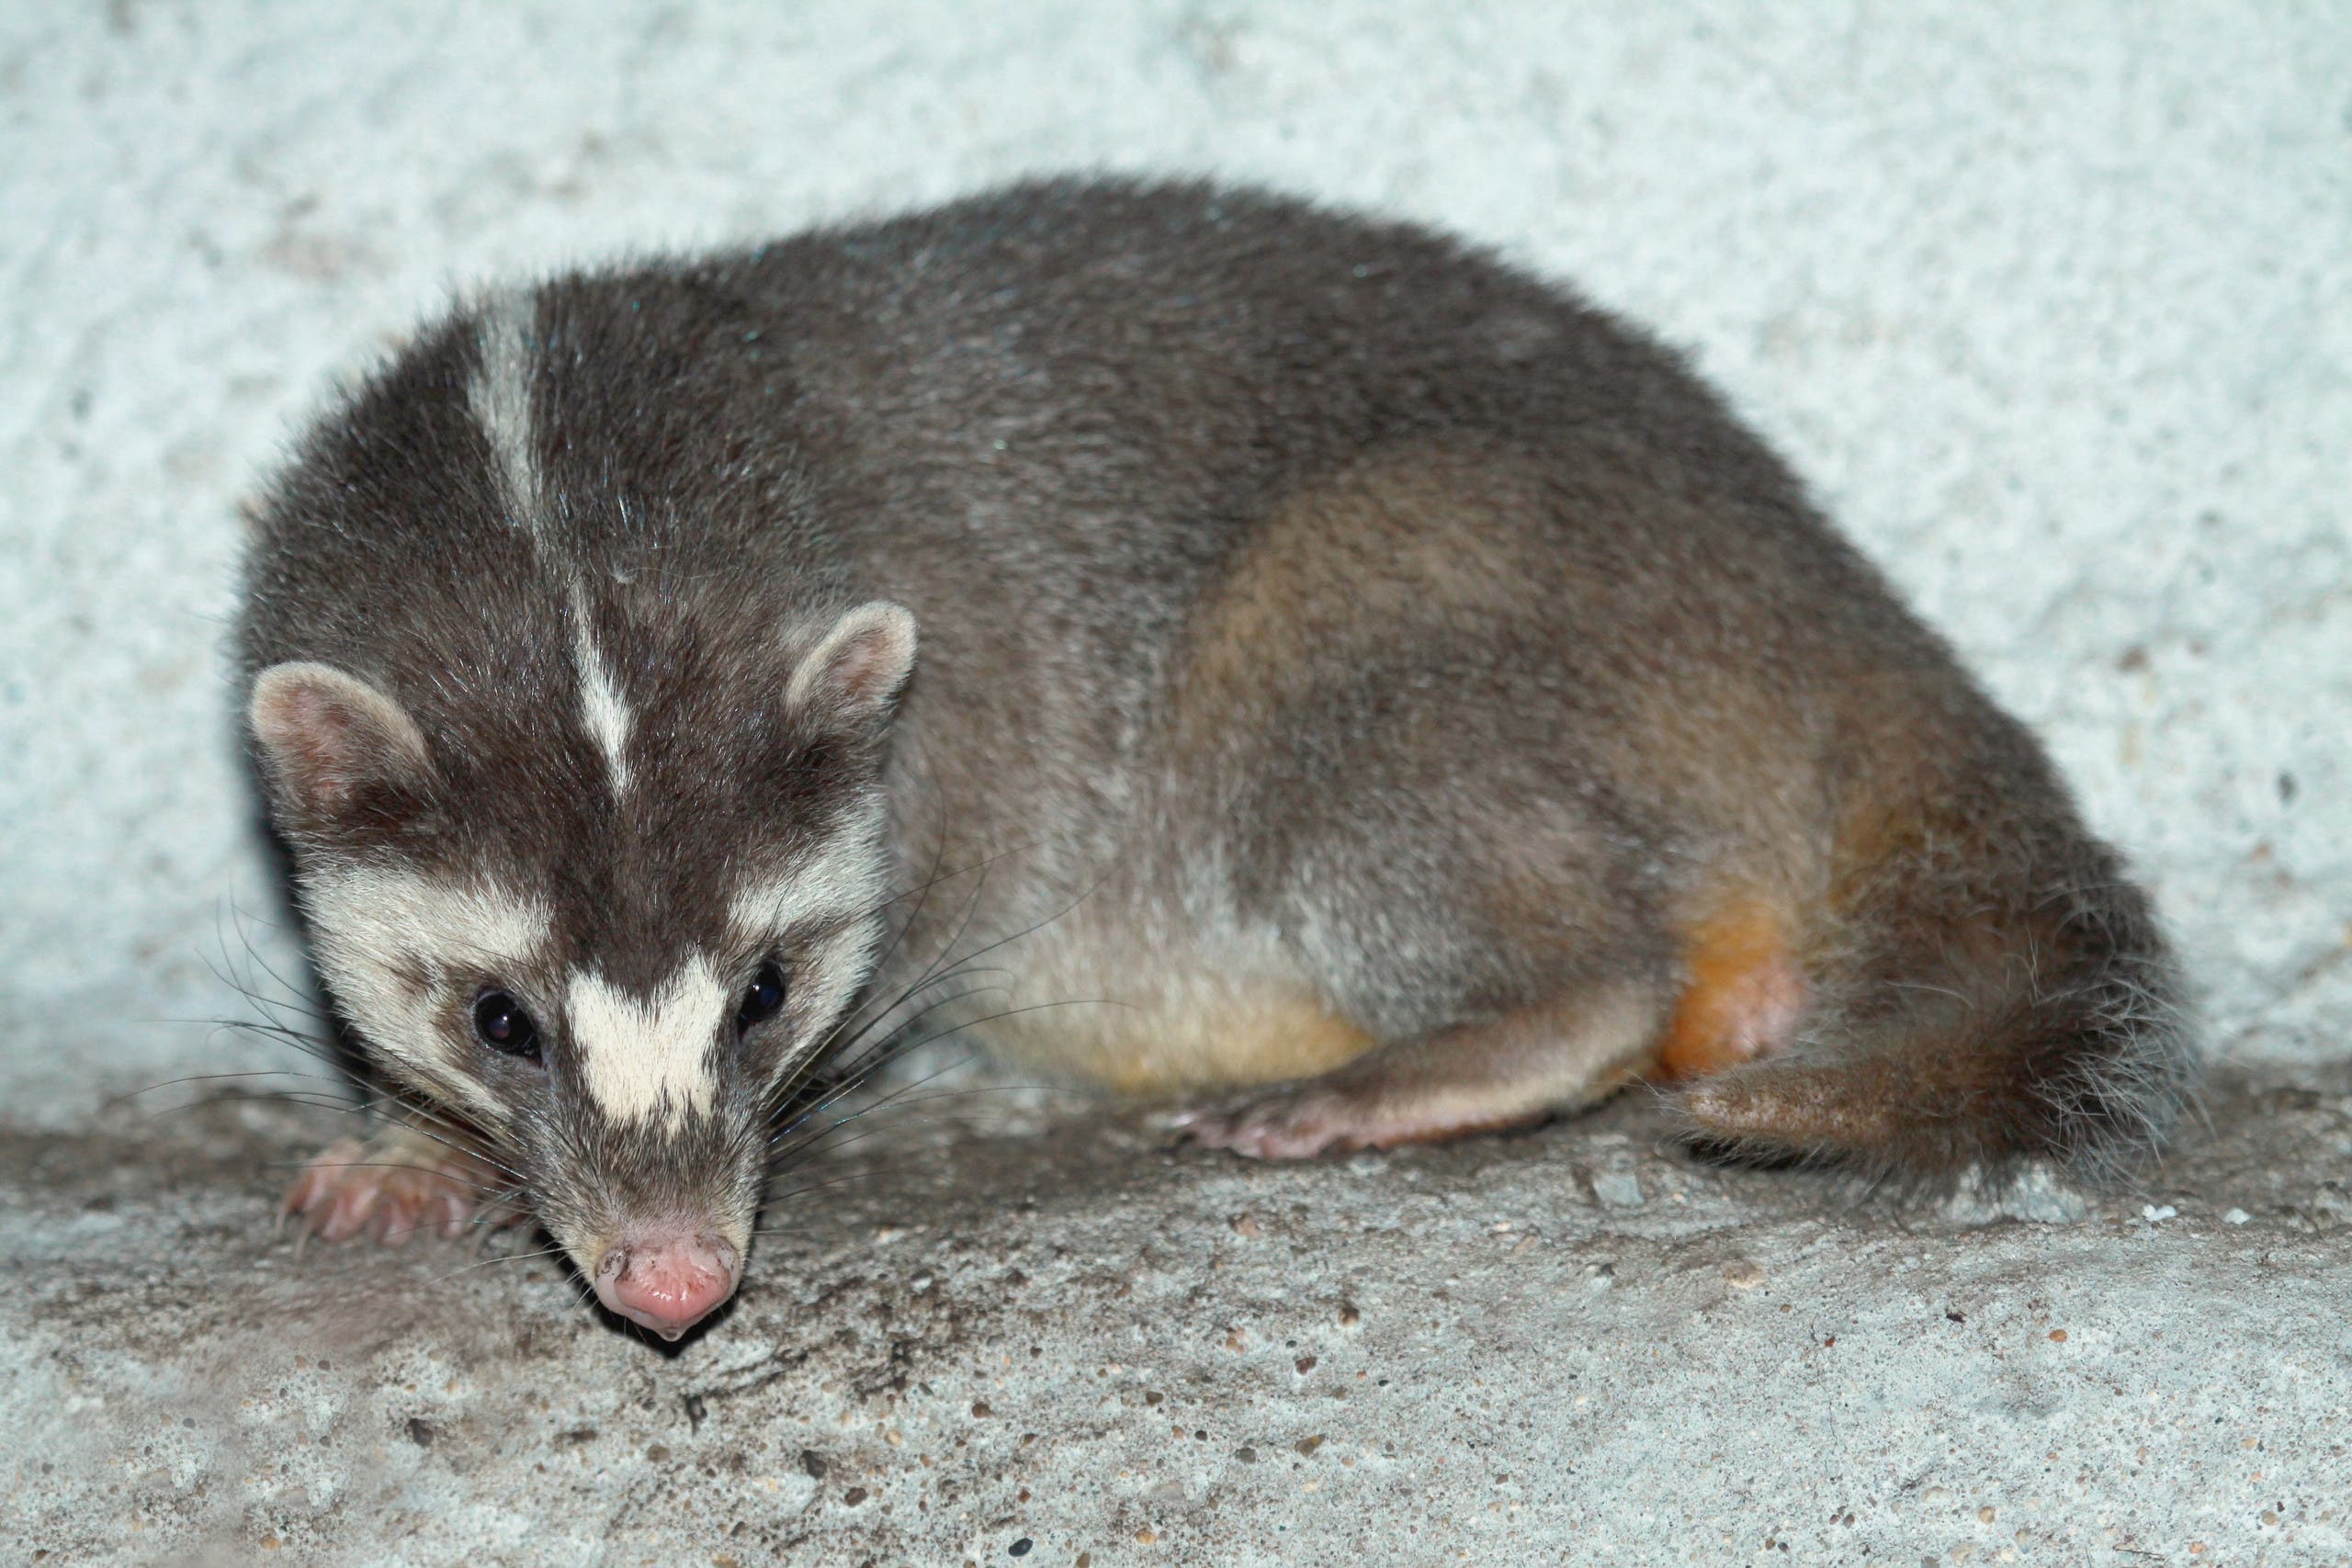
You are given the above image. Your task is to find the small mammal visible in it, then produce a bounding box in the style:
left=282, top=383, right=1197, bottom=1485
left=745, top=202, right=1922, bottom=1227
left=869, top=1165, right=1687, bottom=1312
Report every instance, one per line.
left=242, top=179, right=2192, bottom=1338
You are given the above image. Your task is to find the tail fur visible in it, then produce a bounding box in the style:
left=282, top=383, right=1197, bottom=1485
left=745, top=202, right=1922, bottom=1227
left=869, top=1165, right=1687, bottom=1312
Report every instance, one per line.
left=1670, top=752, right=2197, bottom=1190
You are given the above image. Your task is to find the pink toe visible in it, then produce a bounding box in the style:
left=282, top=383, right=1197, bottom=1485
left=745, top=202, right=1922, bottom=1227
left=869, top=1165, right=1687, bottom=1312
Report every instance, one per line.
left=317, top=1181, right=378, bottom=1243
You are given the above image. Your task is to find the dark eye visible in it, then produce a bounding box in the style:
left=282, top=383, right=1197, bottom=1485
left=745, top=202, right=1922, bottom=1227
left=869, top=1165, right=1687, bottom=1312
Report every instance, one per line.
left=737, top=959, right=787, bottom=1033
left=472, top=989, right=541, bottom=1060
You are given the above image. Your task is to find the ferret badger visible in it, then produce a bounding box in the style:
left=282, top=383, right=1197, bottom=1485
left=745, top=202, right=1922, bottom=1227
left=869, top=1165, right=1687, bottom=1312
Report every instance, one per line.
left=241, top=179, right=2193, bottom=1338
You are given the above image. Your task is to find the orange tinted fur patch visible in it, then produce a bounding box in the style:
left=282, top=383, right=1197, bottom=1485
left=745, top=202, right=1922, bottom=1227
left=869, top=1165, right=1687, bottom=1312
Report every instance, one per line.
left=1653, top=898, right=1807, bottom=1080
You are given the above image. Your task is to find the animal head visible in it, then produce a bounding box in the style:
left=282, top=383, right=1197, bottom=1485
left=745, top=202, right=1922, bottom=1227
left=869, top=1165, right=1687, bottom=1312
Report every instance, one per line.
left=246, top=599, right=916, bottom=1337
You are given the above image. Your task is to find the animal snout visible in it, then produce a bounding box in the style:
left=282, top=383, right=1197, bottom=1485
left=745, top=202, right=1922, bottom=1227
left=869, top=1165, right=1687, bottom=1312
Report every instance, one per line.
left=593, top=1230, right=742, bottom=1339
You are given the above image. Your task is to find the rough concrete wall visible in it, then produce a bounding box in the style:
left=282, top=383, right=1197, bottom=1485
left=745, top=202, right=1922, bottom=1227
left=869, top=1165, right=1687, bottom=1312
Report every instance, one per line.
left=5, top=1, right=2346, bottom=1124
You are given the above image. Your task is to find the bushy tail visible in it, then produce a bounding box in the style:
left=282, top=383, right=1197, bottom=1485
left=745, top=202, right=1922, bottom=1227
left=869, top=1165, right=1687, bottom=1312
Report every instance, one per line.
left=1671, top=784, right=2197, bottom=1190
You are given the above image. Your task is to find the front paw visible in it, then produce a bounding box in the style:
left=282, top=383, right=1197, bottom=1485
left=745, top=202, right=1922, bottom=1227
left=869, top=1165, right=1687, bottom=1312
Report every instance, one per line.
left=281, top=1137, right=509, bottom=1245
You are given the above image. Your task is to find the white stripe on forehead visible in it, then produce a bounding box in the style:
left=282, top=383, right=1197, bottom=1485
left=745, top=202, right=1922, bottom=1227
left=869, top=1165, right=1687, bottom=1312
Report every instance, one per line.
left=569, top=585, right=634, bottom=794
left=470, top=296, right=636, bottom=797
left=468, top=293, right=550, bottom=541
left=568, top=958, right=729, bottom=1130
left=300, top=865, right=553, bottom=1124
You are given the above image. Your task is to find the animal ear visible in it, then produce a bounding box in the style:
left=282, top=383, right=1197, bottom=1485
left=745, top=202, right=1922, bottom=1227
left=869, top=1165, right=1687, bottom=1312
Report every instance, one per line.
left=248, top=661, right=434, bottom=826
left=785, top=602, right=918, bottom=726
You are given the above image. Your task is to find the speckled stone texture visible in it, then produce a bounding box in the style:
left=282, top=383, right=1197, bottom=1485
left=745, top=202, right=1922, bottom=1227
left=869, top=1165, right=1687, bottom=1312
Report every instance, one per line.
left=10, top=1077, right=2352, bottom=1564
left=3, top=2, right=2347, bottom=1563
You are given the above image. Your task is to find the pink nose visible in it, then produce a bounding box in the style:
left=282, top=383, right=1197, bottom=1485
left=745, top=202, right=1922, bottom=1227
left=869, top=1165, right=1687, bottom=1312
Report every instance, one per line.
left=593, top=1233, right=742, bottom=1339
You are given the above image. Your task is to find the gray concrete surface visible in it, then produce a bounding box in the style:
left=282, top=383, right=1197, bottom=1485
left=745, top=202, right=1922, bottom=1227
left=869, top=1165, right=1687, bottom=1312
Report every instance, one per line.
left=8, top=1067, right=2351, bottom=1564
left=5, top=1, right=2350, bottom=1563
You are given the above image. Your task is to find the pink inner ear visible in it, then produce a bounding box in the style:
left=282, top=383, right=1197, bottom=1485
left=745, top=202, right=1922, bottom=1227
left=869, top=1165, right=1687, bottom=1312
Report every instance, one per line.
left=251, top=663, right=429, bottom=817
left=792, top=603, right=917, bottom=716
left=827, top=626, right=908, bottom=706
left=274, top=686, right=368, bottom=795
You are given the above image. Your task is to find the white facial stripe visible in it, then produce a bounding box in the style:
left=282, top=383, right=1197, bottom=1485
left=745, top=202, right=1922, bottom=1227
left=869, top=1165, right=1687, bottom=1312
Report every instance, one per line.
left=568, top=958, right=729, bottom=1129
left=725, top=829, right=888, bottom=941
left=468, top=293, right=549, bottom=541
left=300, top=866, right=554, bottom=1123
left=763, top=917, right=884, bottom=1087
left=570, top=592, right=634, bottom=795
left=726, top=822, right=892, bottom=1090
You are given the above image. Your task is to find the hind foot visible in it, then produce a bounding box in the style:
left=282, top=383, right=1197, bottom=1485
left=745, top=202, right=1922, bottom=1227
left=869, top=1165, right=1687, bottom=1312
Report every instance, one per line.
left=1173, top=1078, right=1550, bottom=1159
left=283, top=1129, right=517, bottom=1245
left=1174, top=984, right=1661, bottom=1160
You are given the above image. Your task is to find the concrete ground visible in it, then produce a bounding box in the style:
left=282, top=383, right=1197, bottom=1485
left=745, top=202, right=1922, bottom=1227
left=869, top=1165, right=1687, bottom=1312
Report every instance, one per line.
left=6, top=2, right=2350, bottom=1564
left=8, top=1064, right=2351, bottom=1565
